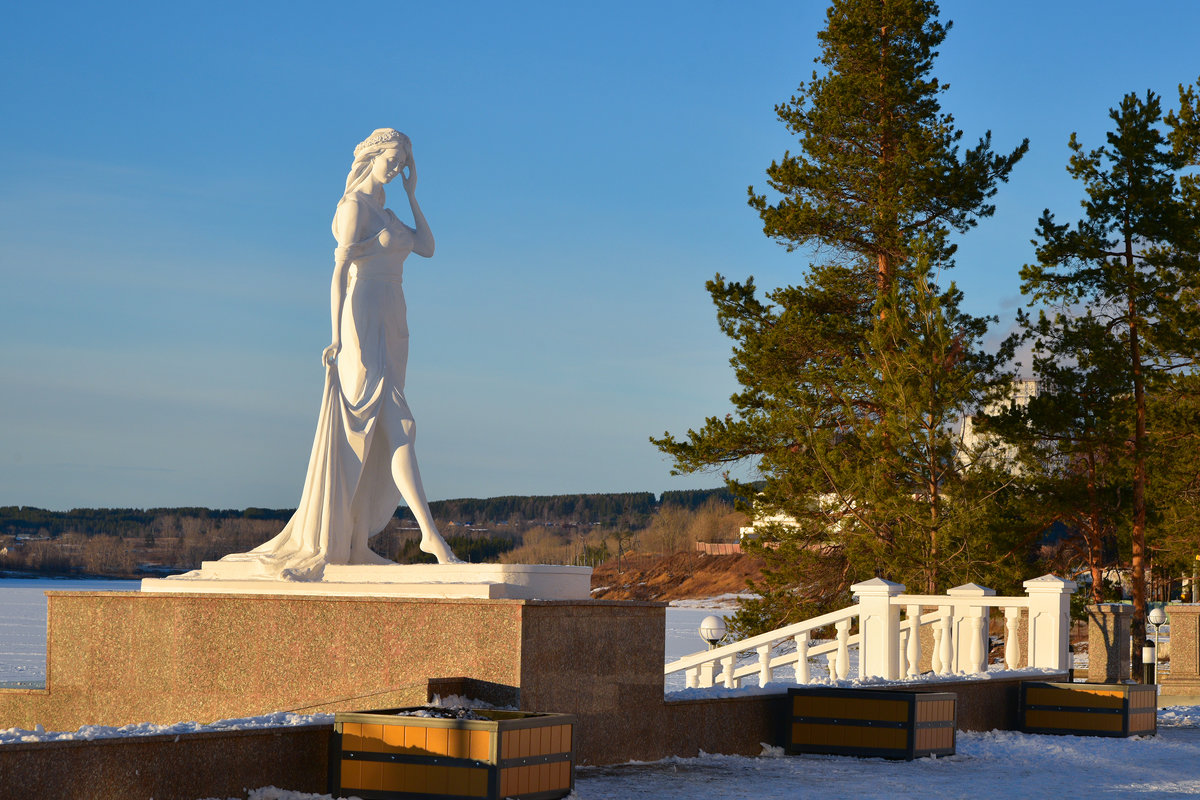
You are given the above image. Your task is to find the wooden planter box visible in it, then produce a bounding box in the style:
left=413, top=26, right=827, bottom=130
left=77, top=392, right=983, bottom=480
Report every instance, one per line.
left=332, top=708, right=577, bottom=800
left=1019, top=682, right=1157, bottom=738
left=785, top=687, right=956, bottom=760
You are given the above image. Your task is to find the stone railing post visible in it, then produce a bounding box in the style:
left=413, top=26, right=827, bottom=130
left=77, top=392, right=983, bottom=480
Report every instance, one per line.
left=948, top=583, right=996, bottom=674
left=1024, top=574, right=1077, bottom=671
left=1086, top=603, right=1132, bottom=682
left=851, top=577, right=905, bottom=680
left=1162, top=605, right=1200, bottom=700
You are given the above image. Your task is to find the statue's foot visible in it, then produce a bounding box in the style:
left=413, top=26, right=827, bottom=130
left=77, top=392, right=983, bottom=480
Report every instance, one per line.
left=420, top=534, right=465, bottom=564
left=350, top=547, right=396, bottom=566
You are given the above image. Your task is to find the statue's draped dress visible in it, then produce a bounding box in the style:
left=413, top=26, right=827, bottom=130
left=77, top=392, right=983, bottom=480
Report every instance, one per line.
left=220, top=194, right=418, bottom=579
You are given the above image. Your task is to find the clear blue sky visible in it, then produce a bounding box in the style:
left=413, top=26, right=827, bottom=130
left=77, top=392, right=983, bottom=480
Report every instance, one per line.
left=2, top=1, right=1197, bottom=510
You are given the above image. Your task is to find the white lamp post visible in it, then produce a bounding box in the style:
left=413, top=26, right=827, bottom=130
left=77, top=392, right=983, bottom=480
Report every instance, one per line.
left=1147, top=605, right=1168, bottom=684
left=699, top=615, right=727, bottom=650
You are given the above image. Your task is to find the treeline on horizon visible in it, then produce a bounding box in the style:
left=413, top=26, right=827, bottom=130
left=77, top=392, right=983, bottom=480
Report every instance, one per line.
left=427, top=487, right=740, bottom=526
left=0, top=487, right=745, bottom=578
left=0, top=487, right=737, bottom=537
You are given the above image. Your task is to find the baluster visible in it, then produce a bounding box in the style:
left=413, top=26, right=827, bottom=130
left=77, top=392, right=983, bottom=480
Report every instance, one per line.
left=970, top=611, right=984, bottom=672
left=835, top=620, right=851, bottom=680
left=899, top=627, right=909, bottom=677
left=698, top=660, right=716, bottom=688
left=1005, top=607, right=1021, bottom=669
left=931, top=624, right=943, bottom=674
left=686, top=667, right=698, bottom=689
left=794, top=632, right=810, bottom=684
left=757, top=644, right=772, bottom=687
left=721, top=655, right=737, bottom=688
left=906, top=603, right=922, bottom=678
left=939, top=608, right=954, bottom=674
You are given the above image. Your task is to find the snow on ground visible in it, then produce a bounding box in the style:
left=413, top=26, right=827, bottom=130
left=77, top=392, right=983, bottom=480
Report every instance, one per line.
left=0, top=711, right=333, bottom=745
left=199, top=724, right=1200, bottom=799
left=669, top=593, right=754, bottom=610
left=569, top=728, right=1200, bottom=799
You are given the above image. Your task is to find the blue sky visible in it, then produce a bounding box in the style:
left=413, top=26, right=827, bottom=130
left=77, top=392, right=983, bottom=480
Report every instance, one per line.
left=2, top=1, right=1197, bottom=510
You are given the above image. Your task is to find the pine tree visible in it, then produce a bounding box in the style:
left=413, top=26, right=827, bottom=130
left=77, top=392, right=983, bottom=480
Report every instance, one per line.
left=1147, top=373, right=1200, bottom=584
left=749, top=0, right=1026, bottom=290
left=987, top=308, right=1132, bottom=604
left=653, top=0, right=1027, bottom=634
left=1016, top=87, right=1200, bottom=665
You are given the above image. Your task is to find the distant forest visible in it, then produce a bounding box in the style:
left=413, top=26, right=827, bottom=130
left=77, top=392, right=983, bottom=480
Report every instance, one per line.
left=0, top=487, right=741, bottom=578
left=428, top=488, right=737, bottom=526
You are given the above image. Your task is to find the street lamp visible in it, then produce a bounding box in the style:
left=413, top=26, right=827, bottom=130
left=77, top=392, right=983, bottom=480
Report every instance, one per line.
left=699, top=615, right=727, bottom=650
left=1147, top=605, right=1168, bottom=684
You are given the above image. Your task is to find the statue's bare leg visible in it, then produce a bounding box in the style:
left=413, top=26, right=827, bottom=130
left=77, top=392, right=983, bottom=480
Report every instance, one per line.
left=388, top=416, right=462, bottom=565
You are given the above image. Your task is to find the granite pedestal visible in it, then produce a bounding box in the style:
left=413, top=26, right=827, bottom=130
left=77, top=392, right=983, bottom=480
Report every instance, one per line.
left=0, top=590, right=663, bottom=766
left=1086, top=603, right=1132, bottom=683
left=1160, top=603, right=1200, bottom=699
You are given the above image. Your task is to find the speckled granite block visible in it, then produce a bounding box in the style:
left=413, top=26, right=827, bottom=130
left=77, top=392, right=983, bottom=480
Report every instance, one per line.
left=5, top=592, right=531, bottom=732
left=1161, top=604, right=1200, bottom=696
left=0, top=725, right=331, bottom=800
left=519, top=601, right=666, bottom=765
left=0, top=592, right=668, bottom=766
left=1087, top=603, right=1132, bottom=683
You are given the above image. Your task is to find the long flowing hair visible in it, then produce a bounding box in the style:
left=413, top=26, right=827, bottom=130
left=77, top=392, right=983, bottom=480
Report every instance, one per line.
left=332, top=129, right=411, bottom=243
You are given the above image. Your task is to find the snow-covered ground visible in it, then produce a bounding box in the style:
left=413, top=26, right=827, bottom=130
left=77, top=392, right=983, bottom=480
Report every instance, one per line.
left=196, top=723, right=1200, bottom=799
left=5, top=580, right=1200, bottom=798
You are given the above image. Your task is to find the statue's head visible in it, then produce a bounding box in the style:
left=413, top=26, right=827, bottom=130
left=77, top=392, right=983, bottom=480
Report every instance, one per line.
left=344, top=128, right=412, bottom=195
left=354, top=128, right=411, bottom=162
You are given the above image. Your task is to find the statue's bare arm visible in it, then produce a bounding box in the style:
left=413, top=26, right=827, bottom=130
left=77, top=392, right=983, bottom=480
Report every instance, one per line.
left=402, top=153, right=435, bottom=258
left=323, top=200, right=368, bottom=366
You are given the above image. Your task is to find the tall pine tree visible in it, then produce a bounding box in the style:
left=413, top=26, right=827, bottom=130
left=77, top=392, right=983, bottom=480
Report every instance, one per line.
left=1016, top=87, right=1200, bottom=664
left=653, top=0, right=1027, bottom=633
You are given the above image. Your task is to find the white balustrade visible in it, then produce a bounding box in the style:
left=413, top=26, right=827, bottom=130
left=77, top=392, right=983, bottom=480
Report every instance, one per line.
left=905, top=603, right=921, bottom=679
left=834, top=620, right=851, bottom=679
left=1024, top=575, right=1077, bottom=671
left=794, top=632, right=810, bottom=684
left=931, top=622, right=943, bottom=674
left=1004, top=606, right=1021, bottom=669
left=948, top=583, right=995, bottom=674
left=663, top=574, right=1075, bottom=692
left=852, top=578, right=904, bottom=679
left=939, top=608, right=954, bottom=674
left=721, top=655, right=736, bottom=688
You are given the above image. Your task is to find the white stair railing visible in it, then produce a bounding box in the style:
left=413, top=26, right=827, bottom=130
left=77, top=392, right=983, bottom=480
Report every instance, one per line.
left=665, top=604, right=862, bottom=689
left=664, top=574, right=1076, bottom=690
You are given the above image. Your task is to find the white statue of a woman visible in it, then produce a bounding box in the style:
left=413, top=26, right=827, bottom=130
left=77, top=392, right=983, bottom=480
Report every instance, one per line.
left=220, top=128, right=461, bottom=579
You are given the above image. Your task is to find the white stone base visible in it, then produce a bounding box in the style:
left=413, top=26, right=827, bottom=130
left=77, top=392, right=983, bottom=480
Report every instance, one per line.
left=140, top=562, right=593, bottom=600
